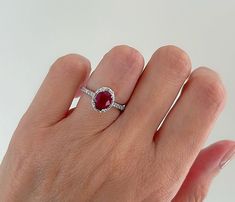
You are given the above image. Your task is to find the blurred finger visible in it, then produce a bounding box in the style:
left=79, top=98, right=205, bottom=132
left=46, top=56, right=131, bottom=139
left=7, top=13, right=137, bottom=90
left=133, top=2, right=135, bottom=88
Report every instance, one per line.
left=172, top=140, right=235, bottom=202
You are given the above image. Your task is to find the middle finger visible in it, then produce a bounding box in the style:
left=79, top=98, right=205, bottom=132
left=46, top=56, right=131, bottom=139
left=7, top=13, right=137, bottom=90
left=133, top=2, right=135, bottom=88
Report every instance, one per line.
left=118, top=46, right=191, bottom=143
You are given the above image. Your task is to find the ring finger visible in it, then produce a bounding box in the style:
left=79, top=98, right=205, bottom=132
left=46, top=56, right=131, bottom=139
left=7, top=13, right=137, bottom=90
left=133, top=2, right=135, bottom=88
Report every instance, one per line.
left=69, top=45, right=144, bottom=133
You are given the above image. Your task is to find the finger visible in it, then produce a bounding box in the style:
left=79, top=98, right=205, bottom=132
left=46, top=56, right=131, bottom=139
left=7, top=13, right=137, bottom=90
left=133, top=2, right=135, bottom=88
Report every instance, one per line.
left=172, top=140, right=235, bottom=202
left=154, top=67, right=226, bottom=198
left=70, top=45, right=144, bottom=132
left=118, top=45, right=191, bottom=143
left=24, top=54, right=91, bottom=127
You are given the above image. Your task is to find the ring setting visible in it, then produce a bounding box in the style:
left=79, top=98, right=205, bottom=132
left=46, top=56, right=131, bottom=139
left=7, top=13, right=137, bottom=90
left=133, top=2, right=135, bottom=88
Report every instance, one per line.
left=81, top=86, right=125, bottom=113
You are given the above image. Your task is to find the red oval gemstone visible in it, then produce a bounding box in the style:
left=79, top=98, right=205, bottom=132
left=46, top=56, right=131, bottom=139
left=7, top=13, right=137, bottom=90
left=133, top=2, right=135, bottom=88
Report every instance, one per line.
left=94, top=91, right=113, bottom=111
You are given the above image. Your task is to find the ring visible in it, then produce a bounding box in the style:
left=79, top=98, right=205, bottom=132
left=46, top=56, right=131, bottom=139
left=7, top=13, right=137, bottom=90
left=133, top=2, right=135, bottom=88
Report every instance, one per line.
left=80, top=86, right=126, bottom=113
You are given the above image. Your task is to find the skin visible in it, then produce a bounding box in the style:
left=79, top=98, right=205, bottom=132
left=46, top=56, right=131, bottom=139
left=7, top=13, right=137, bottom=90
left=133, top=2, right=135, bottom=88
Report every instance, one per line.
left=0, top=45, right=234, bottom=202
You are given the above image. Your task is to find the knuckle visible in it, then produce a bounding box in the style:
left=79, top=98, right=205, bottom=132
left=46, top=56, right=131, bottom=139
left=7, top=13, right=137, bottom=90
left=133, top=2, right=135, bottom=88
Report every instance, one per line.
left=202, top=80, right=225, bottom=107
left=51, top=54, right=91, bottom=77
left=154, top=45, right=191, bottom=79
left=191, top=67, right=226, bottom=110
left=108, top=45, right=144, bottom=69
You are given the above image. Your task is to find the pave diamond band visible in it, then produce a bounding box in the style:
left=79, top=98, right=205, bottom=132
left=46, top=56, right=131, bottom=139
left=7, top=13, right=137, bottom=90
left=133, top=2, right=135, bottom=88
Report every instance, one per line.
left=80, top=86, right=126, bottom=113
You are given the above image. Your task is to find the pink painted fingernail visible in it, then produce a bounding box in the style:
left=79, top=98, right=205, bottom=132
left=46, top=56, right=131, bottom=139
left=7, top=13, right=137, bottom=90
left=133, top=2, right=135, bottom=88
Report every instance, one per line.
left=220, top=146, right=235, bottom=169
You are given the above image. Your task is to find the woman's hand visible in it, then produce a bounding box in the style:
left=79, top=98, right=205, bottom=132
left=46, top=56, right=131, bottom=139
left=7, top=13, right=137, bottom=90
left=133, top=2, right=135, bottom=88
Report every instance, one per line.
left=0, top=45, right=234, bottom=202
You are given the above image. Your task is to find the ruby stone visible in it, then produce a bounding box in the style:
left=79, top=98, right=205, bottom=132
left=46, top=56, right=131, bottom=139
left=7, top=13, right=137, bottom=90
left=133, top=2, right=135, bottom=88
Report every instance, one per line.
left=94, top=91, right=113, bottom=111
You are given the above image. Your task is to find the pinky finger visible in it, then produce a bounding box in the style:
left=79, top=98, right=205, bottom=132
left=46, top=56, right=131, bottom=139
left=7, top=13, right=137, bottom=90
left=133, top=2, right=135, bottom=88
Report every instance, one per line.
left=172, top=140, right=235, bottom=202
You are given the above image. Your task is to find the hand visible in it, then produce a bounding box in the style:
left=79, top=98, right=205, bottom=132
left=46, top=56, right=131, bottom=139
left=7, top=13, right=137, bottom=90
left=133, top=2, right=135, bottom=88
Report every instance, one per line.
left=0, top=45, right=233, bottom=202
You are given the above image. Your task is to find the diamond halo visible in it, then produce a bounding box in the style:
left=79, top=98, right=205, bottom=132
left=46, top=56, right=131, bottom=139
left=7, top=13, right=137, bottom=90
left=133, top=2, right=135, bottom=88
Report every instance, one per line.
left=91, top=87, right=115, bottom=113
left=80, top=86, right=125, bottom=113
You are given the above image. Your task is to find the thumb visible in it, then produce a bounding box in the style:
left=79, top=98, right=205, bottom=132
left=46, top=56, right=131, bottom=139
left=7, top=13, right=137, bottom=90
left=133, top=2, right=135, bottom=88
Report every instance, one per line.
left=172, top=140, right=235, bottom=202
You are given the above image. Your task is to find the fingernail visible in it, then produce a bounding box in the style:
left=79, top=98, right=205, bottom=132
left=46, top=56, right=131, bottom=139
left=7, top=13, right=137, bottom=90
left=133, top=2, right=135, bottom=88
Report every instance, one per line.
left=220, top=146, right=235, bottom=169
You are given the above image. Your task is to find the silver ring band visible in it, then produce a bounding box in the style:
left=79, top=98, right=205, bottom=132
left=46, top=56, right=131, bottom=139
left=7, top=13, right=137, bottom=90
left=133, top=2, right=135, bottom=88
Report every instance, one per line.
left=81, top=86, right=126, bottom=112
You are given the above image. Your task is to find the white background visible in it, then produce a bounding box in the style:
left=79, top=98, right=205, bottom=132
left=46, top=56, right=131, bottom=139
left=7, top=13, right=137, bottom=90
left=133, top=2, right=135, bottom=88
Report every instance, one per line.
left=0, top=0, right=234, bottom=201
